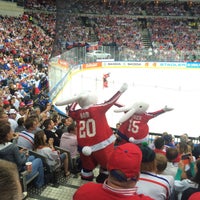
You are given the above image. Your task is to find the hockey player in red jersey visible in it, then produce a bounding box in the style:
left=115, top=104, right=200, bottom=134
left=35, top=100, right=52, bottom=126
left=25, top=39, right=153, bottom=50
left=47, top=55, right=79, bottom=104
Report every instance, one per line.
left=103, top=73, right=110, bottom=88
left=114, top=101, right=173, bottom=145
left=56, top=83, right=128, bottom=182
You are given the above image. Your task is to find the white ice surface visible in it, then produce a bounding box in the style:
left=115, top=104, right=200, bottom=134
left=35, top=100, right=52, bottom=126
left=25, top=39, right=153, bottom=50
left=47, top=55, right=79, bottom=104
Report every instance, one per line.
left=55, top=68, right=200, bottom=137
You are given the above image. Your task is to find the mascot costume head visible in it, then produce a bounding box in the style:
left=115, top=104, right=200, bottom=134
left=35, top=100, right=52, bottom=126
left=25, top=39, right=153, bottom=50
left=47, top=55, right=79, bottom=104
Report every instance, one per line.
left=56, top=83, right=128, bottom=183
left=114, top=101, right=173, bottom=145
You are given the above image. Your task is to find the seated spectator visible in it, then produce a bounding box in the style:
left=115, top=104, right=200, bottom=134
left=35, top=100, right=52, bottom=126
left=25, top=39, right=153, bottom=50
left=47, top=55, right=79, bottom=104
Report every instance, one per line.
left=177, top=141, right=195, bottom=179
left=155, top=153, right=168, bottom=174
left=154, top=136, right=166, bottom=155
left=192, top=138, right=200, bottom=159
left=136, top=144, right=174, bottom=200
left=73, top=143, right=153, bottom=200
left=162, top=147, right=179, bottom=177
left=15, top=117, right=26, bottom=133
left=58, top=116, right=74, bottom=134
left=16, top=106, right=29, bottom=122
left=60, top=122, right=81, bottom=174
left=17, top=116, right=39, bottom=150
left=187, top=140, right=195, bottom=156
left=0, top=108, right=18, bottom=131
left=180, top=133, right=189, bottom=143
left=177, top=141, right=190, bottom=156
left=60, top=122, right=79, bottom=159
left=0, top=111, right=9, bottom=122
left=113, top=122, right=122, bottom=146
left=8, top=108, right=18, bottom=121
left=0, top=121, right=44, bottom=188
left=0, top=159, right=23, bottom=200
left=43, top=118, right=60, bottom=147
left=163, top=133, right=175, bottom=148
left=188, top=192, right=200, bottom=200
left=29, top=114, right=43, bottom=133
left=51, top=113, right=63, bottom=138
left=34, top=130, right=70, bottom=177
left=174, top=156, right=200, bottom=200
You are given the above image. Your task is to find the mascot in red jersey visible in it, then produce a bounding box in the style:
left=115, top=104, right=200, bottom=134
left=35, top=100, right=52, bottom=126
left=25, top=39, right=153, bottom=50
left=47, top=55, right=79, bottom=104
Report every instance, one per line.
left=114, top=101, right=173, bottom=145
left=56, top=83, right=128, bottom=182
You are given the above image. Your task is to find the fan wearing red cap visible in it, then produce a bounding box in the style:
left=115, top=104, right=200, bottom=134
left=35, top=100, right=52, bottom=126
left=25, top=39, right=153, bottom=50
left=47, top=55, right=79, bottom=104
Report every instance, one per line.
left=189, top=192, right=200, bottom=200
left=73, top=143, right=153, bottom=200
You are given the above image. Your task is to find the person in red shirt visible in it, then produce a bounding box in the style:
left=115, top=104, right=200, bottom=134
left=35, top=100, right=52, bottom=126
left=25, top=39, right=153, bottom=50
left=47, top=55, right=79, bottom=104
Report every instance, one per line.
left=73, top=143, right=153, bottom=200
left=154, top=136, right=166, bottom=155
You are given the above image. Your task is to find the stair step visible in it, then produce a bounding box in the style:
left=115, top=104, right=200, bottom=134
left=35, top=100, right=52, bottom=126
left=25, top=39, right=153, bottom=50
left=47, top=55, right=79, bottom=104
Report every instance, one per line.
left=27, top=195, right=55, bottom=200
left=40, top=185, right=76, bottom=200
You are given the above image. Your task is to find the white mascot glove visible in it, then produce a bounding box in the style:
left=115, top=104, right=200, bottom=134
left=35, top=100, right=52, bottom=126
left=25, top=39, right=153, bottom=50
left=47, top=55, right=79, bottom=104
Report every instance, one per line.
left=163, top=106, right=174, bottom=112
left=119, top=83, right=128, bottom=93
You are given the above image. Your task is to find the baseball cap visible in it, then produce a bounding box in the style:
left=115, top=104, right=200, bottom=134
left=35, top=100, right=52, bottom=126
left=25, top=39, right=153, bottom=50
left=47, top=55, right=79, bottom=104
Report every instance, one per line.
left=26, top=100, right=33, bottom=106
left=3, top=100, right=10, bottom=105
left=189, top=192, right=200, bottom=200
left=9, top=109, right=17, bottom=115
left=107, top=143, right=142, bottom=180
left=19, top=102, right=25, bottom=107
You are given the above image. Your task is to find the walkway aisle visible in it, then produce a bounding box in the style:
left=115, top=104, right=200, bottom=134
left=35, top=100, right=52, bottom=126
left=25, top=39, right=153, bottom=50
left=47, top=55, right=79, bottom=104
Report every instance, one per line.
left=27, top=168, right=100, bottom=200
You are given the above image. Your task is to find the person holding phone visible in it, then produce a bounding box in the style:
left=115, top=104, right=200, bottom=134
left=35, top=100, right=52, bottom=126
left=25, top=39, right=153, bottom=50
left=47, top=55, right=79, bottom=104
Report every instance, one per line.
left=177, top=142, right=196, bottom=179
left=174, top=154, right=196, bottom=200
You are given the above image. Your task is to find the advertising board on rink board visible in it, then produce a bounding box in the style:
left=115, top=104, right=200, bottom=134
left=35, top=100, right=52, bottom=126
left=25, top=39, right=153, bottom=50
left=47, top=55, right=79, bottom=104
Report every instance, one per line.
left=82, top=62, right=102, bottom=69
left=56, top=61, right=200, bottom=71
left=99, top=61, right=200, bottom=69
left=102, top=61, right=187, bottom=68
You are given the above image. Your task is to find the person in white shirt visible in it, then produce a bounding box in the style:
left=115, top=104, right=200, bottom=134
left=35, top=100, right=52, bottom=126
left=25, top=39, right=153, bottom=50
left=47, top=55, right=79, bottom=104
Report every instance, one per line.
left=136, top=144, right=174, bottom=200
left=162, top=147, right=179, bottom=177
left=17, top=116, right=38, bottom=150
left=174, top=156, right=200, bottom=200
left=60, top=122, right=79, bottom=159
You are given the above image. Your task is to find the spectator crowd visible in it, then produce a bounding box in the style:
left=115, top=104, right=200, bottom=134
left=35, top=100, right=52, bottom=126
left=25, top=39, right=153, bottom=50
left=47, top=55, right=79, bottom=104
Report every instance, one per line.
left=0, top=0, right=200, bottom=199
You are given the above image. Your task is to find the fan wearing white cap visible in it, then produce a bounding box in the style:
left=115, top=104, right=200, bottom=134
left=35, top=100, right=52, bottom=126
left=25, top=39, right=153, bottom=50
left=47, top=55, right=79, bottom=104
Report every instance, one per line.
left=8, top=109, right=18, bottom=132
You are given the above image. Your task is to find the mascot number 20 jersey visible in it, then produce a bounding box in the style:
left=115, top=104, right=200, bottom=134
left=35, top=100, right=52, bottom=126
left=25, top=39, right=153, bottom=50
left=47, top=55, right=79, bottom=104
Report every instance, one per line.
left=69, top=91, right=124, bottom=148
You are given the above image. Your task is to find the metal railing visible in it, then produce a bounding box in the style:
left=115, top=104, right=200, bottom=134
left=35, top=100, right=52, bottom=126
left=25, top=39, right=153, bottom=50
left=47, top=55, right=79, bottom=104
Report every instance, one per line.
left=54, top=46, right=200, bottom=63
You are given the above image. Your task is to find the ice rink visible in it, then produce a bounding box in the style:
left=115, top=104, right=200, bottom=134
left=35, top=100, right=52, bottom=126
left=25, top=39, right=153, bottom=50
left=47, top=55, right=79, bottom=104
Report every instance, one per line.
left=55, top=67, right=200, bottom=138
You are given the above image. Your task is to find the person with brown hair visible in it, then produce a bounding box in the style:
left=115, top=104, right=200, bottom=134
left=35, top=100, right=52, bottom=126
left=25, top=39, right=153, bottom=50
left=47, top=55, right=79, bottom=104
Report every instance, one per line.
left=154, top=136, right=166, bottom=155
left=34, top=130, right=70, bottom=177
left=43, top=118, right=60, bottom=147
left=162, top=147, right=179, bottom=177
left=60, top=122, right=79, bottom=159
left=0, top=159, right=23, bottom=200
left=155, top=153, right=168, bottom=174
left=0, top=121, right=44, bottom=188
left=17, top=116, right=39, bottom=150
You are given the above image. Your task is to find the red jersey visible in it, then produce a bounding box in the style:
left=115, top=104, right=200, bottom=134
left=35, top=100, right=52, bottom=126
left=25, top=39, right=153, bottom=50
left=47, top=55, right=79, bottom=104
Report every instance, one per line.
left=119, top=109, right=166, bottom=140
left=73, top=182, right=154, bottom=200
left=154, top=148, right=166, bottom=156
left=69, top=91, right=124, bottom=148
